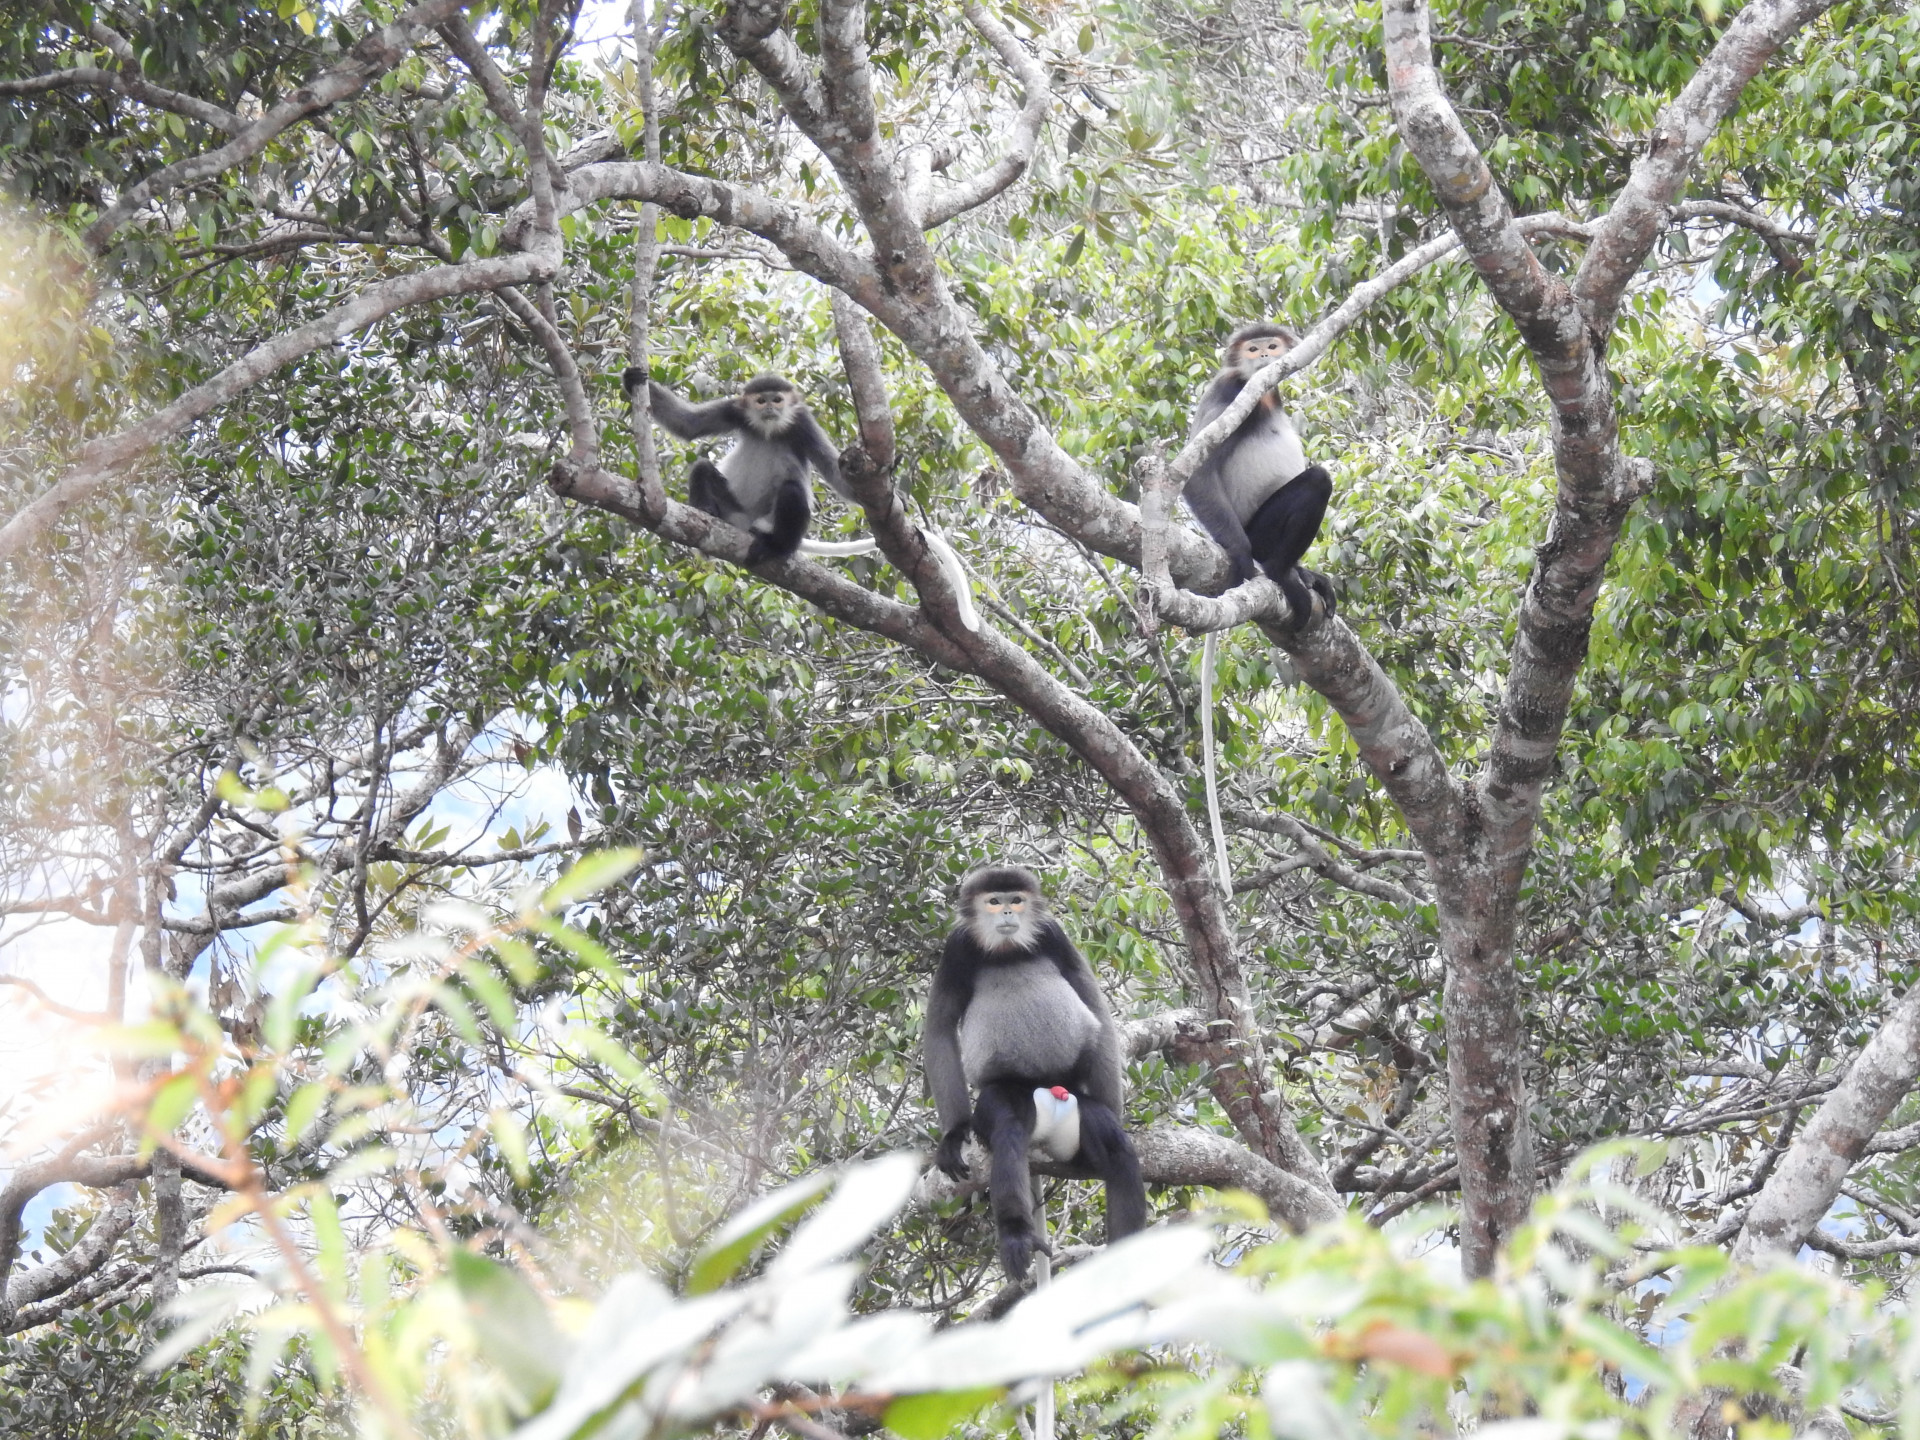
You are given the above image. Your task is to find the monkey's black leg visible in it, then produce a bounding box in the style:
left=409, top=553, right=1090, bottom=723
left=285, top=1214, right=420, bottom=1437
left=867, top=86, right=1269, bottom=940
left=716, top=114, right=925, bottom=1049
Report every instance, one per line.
left=1074, top=1099, right=1148, bottom=1241
left=744, top=475, right=810, bottom=565
left=974, top=1081, right=1045, bottom=1281
left=1246, top=465, right=1333, bottom=629
left=687, top=460, right=732, bottom=520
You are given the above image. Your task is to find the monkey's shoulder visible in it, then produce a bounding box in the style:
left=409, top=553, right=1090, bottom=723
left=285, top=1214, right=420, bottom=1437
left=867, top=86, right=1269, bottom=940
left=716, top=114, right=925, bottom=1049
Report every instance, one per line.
left=1192, top=371, right=1277, bottom=430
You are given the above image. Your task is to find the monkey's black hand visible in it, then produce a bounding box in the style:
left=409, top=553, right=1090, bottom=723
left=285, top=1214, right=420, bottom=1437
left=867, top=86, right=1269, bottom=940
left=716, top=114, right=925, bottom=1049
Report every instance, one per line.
left=935, top=1121, right=972, bottom=1180
left=621, top=365, right=647, bottom=397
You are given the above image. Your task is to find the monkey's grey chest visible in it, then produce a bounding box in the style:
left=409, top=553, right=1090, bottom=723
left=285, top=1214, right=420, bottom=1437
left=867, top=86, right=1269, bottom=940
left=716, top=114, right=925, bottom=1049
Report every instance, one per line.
left=1220, top=407, right=1307, bottom=520
left=719, top=433, right=808, bottom=512
left=959, top=960, right=1100, bottom=1085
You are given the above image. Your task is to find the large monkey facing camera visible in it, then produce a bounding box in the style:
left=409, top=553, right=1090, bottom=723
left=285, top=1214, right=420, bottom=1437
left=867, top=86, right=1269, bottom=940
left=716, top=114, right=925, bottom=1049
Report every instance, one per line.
left=1184, top=322, right=1337, bottom=629
left=924, top=865, right=1148, bottom=1281
left=624, top=368, right=855, bottom=564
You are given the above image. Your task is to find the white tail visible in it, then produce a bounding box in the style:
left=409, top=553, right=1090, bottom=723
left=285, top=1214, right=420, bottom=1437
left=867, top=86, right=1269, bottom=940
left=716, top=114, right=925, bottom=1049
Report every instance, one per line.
left=797, top=529, right=978, bottom=632
left=1201, top=631, right=1232, bottom=893
left=796, top=536, right=880, bottom=557
left=923, top=530, right=980, bottom=632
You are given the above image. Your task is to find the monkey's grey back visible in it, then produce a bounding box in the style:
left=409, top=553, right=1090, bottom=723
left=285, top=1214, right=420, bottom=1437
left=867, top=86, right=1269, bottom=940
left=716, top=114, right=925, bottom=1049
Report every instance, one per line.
left=959, top=958, right=1101, bottom=1085
left=1192, top=386, right=1308, bottom=524
left=717, top=433, right=811, bottom=517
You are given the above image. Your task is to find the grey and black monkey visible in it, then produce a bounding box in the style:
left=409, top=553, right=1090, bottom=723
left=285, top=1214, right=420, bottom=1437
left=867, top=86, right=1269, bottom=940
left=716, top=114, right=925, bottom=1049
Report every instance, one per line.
left=623, top=368, right=855, bottom=564
left=924, top=864, right=1148, bottom=1281
left=1184, top=322, right=1337, bottom=629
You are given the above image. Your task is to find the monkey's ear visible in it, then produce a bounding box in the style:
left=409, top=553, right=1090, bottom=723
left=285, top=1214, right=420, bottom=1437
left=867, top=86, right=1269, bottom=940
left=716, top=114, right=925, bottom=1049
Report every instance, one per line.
left=621, top=365, right=647, bottom=396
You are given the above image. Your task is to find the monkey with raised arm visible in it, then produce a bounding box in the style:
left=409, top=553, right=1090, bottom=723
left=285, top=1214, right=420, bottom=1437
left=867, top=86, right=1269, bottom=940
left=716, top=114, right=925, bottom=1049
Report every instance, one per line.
left=924, top=865, right=1148, bottom=1281
left=1184, top=323, right=1337, bottom=629
left=624, top=368, right=854, bottom=564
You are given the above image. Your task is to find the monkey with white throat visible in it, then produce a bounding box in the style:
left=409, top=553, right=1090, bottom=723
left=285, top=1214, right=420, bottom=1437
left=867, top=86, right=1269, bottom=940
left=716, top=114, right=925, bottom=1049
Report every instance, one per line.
left=923, top=865, right=1148, bottom=1281
left=625, top=368, right=854, bottom=564
left=1184, top=323, right=1337, bottom=629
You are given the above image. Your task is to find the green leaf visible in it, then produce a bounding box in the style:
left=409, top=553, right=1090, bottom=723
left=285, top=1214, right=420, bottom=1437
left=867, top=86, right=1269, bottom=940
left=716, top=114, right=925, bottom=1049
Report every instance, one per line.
left=263, top=960, right=321, bottom=1053
left=283, top=1081, right=330, bottom=1145
left=101, top=1020, right=183, bottom=1059
left=459, top=958, right=517, bottom=1029
left=449, top=1250, right=567, bottom=1413
left=489, top=935, right=542, bottom=984
left=883, top=1388, right=1001, bottom=1437
left=689, top=1168, right=838, bottom=1294
left=146, top=1072, right=200, bottom=1143
left=540, top=847, right=646, bottom=909
left=490, top=1109, right=532, bottom=1185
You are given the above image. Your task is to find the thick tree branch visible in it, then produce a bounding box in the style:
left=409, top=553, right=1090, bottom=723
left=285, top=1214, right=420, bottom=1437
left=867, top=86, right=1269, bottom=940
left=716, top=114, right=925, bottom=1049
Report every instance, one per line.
left=1733, top=981, right=1920, bottom=1265
left=0, top=65, right=241, bottom=130
left=915, top=1122, right=1336, bottom=1233
left=0, top=248, right=556, bottom=564
left=1573, top=0, right=1843, bottom=336
left=81, top=0, right=468, bottom=252
left=0, top=1142, right=230, bottom=1324
left=1381, top=0, right=1837, bottom=1277
left=1223, top=805, right=1424, bottom=908
left=1672, top=198, right=1813, bottom=250
left=523, top=161, right=873, bottom=293
left=919, top=1, right=1049, bottom=228
left=2, top=1191, right=137, bottom=1319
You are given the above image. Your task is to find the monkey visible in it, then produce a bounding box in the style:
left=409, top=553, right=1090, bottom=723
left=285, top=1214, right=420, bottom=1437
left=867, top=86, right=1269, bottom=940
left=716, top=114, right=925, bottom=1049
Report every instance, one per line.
left=924, top=864, right=1148, bottom=1281
left=622, top=365, right=984, bottom=627
left=624, top=368, right=854, bottom=564
left=1184, top=322, right=1337, bottom=630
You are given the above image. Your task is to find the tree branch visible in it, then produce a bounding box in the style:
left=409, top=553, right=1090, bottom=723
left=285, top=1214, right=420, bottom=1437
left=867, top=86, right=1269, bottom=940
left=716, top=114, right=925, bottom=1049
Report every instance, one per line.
left=0, top=65, right=241, bottom=130
left=920, top=1, right=1050, bottom=228
left=1733, top=981, right=1920, bottom=1264
left=0, top=248, right=557, bottom=564
left=81, top=0, right=468, bottom=252
left=1573, top=0, right=1844, bottom=337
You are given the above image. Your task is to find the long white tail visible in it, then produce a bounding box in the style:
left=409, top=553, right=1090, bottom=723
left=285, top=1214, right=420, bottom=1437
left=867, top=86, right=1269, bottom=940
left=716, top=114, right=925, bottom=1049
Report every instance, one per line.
left=1201, top=631, right=1232, bottom=894
left=796, top=536, right=880, bottom=557
left=923, top=530, right=980, bottom=632
left=798, top=529, right=978, bottom=632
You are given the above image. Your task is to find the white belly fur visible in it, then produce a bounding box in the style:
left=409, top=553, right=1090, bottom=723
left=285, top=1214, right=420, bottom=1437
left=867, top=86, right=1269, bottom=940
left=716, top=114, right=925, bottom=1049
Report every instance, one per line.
left=718, top=434, right=804, bottom=515
left=1221, top=410, right=1307, bottom=523
left=958, top=960, right=1100, bottom=1086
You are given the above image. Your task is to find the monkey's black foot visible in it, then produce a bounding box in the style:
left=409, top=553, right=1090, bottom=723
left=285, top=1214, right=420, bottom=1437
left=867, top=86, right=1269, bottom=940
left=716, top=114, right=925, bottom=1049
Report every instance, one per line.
left=1303, top=566, right=1338, bottom=621
left=996, top=1225, right=1052, bottom=1282
left=621, top=364, right=646, bottom=396
left=743, top=536, right=796, bottom=566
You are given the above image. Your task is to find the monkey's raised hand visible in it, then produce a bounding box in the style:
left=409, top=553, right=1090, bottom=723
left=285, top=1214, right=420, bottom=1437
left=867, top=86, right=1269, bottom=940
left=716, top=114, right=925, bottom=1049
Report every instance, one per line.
left=935, top=1120, right=972, bottom=1180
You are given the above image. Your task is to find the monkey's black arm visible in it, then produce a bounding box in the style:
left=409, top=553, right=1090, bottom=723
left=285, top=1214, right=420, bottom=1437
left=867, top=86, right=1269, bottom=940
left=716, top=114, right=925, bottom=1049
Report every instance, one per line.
left=795, top=412, right=854, bottom=502
left=1045, top=924, right=1127, bottom=1114
left=1183, top=379, right=1264, bottom=584
left=643, top=380, right=747, bottom=441
left=924, top=937, right=975, bottom=1134
left=1181, top=467, right=1261, bottom=586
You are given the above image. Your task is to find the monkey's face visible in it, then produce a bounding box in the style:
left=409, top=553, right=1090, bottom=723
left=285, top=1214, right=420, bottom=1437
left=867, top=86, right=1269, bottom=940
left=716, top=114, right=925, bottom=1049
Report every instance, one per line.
left=1228, top=331, right=1293, bottom=379
left=742, top=386, right=801, bottom=437
left=971, top=887, right=1041, bottom=953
